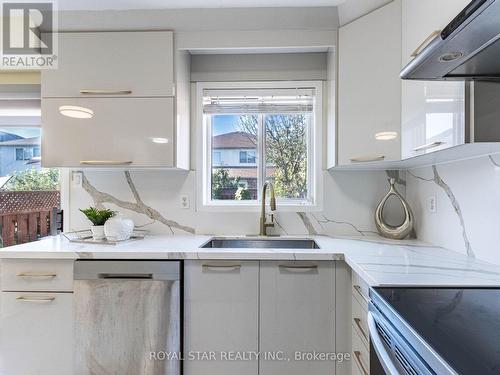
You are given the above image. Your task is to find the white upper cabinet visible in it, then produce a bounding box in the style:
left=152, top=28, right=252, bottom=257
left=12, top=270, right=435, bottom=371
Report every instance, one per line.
left=42, top=31, right=174, bottom=98
left=401, top=0, right=469, bottom=159
left=337, top=0, right=402, bottom=166
left=42, top=97, right=175, bottom=167
left=41, top=31, right=190, bottom=169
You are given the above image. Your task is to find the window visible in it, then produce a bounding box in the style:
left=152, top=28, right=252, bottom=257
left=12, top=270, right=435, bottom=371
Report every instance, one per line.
left=15, top=148, right=24, bottom=160
left=0, top=84, right=62, bottom=247
left=198, top=81, right=322, bottom=209
left=239, top=150, right=256, bottom=164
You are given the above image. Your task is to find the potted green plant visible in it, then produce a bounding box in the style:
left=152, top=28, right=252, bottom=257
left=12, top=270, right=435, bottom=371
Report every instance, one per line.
left=79, top=207, right=116, bottom=240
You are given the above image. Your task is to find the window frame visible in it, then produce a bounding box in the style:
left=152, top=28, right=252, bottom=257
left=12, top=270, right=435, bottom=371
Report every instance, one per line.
left=0, top=83, right=70, bottom=231
left=196, top=81, right=323, bottom=212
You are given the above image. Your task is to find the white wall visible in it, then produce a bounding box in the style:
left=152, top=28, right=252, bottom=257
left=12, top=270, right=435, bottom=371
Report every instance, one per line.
left=406, top=156, right=500, bottom=266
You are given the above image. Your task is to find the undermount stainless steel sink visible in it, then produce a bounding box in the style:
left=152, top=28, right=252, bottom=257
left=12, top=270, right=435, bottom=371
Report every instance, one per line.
left=201, top=238, right=319, bottom=249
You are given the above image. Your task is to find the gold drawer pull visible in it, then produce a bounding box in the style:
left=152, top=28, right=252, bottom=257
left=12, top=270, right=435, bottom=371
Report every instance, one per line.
left=80, top=160, right=133, bottom=166
left=413, top=141, right=445, bottom=152
left=16, top=296, right=56, bottom=302
left=350, top=155, right=385, bottom=163
left=80, top=89, right=132, bottom=95
left=410, top=29, right=442, bottom=58
left=17, top=272, right=57, bottom=278
left=279, top=264, right=318, bottom=271
left=202, top=264, right=241, bottom=271
left=353, top=351, right=369, bottom=375
left=354, top=317, right=369, bottom=341
left=353, top=285, right=370, bottom=304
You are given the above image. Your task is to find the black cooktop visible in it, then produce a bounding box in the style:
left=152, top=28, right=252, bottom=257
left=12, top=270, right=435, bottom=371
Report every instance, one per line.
left=375, top=288, right=500, bottom=375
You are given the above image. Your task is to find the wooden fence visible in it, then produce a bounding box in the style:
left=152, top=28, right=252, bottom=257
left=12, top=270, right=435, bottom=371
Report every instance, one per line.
left=0, top=191, right=61, bottom=247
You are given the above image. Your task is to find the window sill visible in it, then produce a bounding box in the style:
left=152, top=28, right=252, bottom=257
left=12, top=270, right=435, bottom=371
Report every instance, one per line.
left=196, top=202, right=322, bottom=213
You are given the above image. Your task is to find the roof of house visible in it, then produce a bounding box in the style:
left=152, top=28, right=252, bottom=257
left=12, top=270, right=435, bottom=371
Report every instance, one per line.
left=212, top=131, right=256, bottom=149
left=0, top=136, right=40, bottom=146
left=0, top=131, right=22, bottom=142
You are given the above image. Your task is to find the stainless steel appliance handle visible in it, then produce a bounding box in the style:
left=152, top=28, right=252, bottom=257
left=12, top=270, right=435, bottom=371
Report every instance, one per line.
left=98, top=273, right=153, bottom=280
left=367, top=311, right=401, bottom=375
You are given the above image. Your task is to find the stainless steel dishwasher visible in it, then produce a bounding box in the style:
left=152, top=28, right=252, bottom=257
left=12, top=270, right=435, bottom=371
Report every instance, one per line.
left=74, top=261, right=181, bottom=375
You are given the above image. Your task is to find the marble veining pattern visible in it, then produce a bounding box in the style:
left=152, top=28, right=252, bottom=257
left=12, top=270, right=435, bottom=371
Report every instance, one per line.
left=82, top=172, right=195, bottom=234
left=407, top=165, right=474, bottom=258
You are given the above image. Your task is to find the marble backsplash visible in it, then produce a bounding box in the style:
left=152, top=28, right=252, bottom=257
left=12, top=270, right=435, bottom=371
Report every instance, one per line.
left=406, top=155, right=500, bottom=266
left=68, top=169, right=405, bottom=239
left=68, top=154, right=500, bottom=266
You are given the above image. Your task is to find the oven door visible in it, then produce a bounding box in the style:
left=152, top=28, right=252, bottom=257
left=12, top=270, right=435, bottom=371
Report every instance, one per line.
left=368, top=311, right=405, bottom=375
left=368, top=306, right=435, bottom=375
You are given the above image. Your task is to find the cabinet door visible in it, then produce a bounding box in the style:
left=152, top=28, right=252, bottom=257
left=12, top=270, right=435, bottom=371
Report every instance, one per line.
left=0, top=292, right=73, bottom=375
left=184, top=261, right=259, bottom=375
left=42, top=31, right=174, bottom=98
left=338, top=1, right=402, bottom=166
left=41, top=97, right=175, bottom=167
left=259, top=261, right=335, bottom=375
left=401, top=0, right=469, bottom=159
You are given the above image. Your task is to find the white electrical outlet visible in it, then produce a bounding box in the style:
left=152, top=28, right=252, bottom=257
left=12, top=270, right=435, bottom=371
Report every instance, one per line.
left=180, top=195, right=190, bottom=209
left=427, top=196, right=437, bottom=213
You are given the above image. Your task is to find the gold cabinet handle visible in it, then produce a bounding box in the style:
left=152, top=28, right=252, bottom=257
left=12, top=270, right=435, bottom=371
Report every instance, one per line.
left=353, top=351, right=369, bottom=375
left=202, top=264, right=241, bottom=271
left=278, top=264, right=318, bottom=271
left=410, top=30, right=442, bottom=58
left=354, top=317, right=369, bottom=341
left=80, top=160, right=133, bottom=166
left=16, top=296, right=56, bottom=302
left=80, top=89, right=132, bottom=95
left=353, top=285, right=370, bottom=304
left=349, top=155, right=385, bottom=163
left=17, top=272, right=57, bottom=278
left=413, top=141, right=445, bottom=152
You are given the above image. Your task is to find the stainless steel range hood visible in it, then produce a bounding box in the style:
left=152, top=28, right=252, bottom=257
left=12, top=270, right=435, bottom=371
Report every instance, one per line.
left=401, top=0, right=500, bottom=81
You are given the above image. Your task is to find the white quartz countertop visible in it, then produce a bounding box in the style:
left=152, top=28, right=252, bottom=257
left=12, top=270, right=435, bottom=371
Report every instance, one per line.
left=2, top=234, right=500, bottom=287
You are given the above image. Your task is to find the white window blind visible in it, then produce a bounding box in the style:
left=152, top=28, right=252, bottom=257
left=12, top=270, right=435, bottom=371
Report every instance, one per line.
left=203, top=88, right=315, bottom=114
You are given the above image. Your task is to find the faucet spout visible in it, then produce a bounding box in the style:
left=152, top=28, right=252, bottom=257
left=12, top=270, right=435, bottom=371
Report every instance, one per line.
left=260, top=181, right=276, bottom=236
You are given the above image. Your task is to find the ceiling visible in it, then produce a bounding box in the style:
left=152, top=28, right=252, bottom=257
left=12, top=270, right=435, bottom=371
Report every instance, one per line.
left=57, top=0, right=347, bottom=11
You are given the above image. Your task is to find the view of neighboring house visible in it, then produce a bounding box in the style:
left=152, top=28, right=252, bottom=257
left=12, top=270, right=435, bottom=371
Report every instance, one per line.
left=212, top=131, right=258, bottom=190
left=0, top=132, right=41, bottom=177
left=212, top=131, right=275, bottom=199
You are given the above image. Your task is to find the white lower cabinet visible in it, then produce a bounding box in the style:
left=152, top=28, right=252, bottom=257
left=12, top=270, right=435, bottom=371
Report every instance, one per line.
left=185, top=260, right=335, bottom=375
left=0, top=292, right=73, bottom=375
left=184, top=261, right=259, bottom=375
left=259, top=261, right=335, bottom=375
